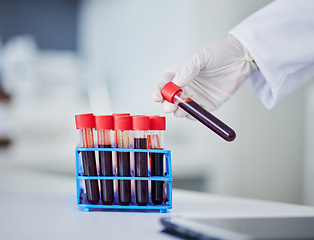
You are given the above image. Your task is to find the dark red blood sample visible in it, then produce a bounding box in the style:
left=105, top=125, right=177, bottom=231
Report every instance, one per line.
left=117, top=151, right=131, bottom=205
left=81, top=151, right=100, bottom=204
left=98, top=144, right=114, bottom=205
left=178, top=100, right=236, bottom=142
left=151, top=152, right=164, bottom=205
left=134, top=138, right=149, bottom=206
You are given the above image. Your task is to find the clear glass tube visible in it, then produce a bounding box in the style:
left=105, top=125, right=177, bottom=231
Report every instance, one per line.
left=116, top=130, right=130, bottom=148
left=80, top=128, right=95, bottom=148
left=150, top=130, right=164, bottom=149
left=97, top=129, right=111, bottom=146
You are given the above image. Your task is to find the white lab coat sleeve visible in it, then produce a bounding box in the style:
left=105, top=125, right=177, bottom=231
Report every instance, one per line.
left=229, top=0, right=314, bottom=109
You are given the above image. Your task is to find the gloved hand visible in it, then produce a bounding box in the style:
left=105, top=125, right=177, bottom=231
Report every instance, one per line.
left=152, top=37, right=258, bottom=118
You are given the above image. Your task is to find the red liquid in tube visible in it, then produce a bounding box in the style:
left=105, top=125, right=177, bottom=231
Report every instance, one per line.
left=161, top=82, right=236, bottom=142
left=98, top=144, right=114, bottom=204
left=149, top=116, right=166, bottom=205
left=133, top=116, right=149, bottom=206
left=114, top=115, right=132, bottom=205
left=117, top=151, right=131, bottom=205
left=95, top=115, right=114, bottom=205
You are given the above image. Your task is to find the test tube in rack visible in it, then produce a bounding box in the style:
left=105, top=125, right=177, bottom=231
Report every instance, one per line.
left=95, top=115, right=114, bottom=205
left=114, top=115, right=132, bottom=205
left=132, top=115, right=149, bottom=206
left=75, top=113, right=100, bottom=204
left=149, top=116, right=166, bottom=204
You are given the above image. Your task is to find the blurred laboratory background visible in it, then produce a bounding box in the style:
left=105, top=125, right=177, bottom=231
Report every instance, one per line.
left=1, top=0, right=314, bottom=206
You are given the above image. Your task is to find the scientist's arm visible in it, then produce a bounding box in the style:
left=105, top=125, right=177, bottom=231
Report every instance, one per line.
left=230, top=0, right=314, bottom=109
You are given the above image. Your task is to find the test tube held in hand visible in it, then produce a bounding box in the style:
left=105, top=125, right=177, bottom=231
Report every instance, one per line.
left=114, top=115, right=132, bottom=205
left=95, top=115, right=114, bottom=205
left=149, top=116, right=166, bottom=205
left=75, top=114, right=100, bottom=204
left=161, top=82, right=236, bottom=142
left=132, top=115, right=149, bottom=206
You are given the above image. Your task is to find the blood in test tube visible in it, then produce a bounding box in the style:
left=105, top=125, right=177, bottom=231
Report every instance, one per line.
left=132, top=115, right=149, bottom=206
left=149, top=116, right=166, bottom=205
left=114, top=115, right=132, bottom=205
left=75, top=113, right=100, bottom=204
left=161, top=82, right=236, bottom=142
left=95, top=115, right=114, bottom=205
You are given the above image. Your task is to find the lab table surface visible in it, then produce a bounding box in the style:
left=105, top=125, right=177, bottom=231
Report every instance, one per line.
left=1, top=164, right=314, bottom=240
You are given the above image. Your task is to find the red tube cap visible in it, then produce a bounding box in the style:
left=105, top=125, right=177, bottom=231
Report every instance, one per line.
left=161, top=82, right=182, bottom=103
left=114, top=115, right=132, bottom=130
left=75, top=113, right=95, bottom=129
left=95, top=115, right=113, bottom=130
left=132, top=115, right=150, bottom=130
left=150, top=116, right=166, bottom=130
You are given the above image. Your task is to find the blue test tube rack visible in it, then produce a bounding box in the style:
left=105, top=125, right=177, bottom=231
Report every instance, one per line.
left=75, top=147, right=172, bottom=213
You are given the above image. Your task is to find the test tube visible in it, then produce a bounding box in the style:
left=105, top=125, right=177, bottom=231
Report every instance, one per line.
left=149, top=116, right=166, bottom=205
left=132, top=115, right=149, bottom=206
left=95, top=115, right=114, bottom=205
left=161, top=82, right=236, bottom=142
left=75, top=113, right=100, bottom=204
left=114, top=115, right=132, bottom=205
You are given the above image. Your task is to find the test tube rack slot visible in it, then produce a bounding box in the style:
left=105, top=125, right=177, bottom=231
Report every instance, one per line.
left=75, top=147, right=172, bottom=213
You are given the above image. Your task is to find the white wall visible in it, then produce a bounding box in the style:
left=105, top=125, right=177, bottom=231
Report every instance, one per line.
left=78, top=0, right=309, bottom=204
left=304, top=79, right=314, bottom=205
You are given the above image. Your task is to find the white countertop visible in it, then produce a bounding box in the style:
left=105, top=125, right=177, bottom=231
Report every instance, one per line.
left=1, top=163, right=314, bottom=240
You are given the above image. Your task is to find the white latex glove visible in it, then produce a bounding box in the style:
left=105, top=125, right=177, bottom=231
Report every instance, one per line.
left=152, top=37, right=258, bottom=118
